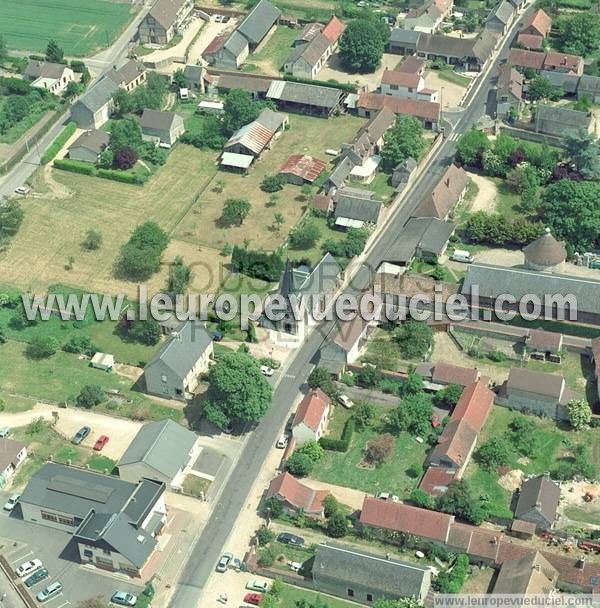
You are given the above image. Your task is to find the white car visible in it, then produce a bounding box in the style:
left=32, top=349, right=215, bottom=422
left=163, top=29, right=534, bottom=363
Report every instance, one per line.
left=246, top=580, right=269, bottom=593
left=338, top=394, right=354, bottom=409
left=214, top=14, right=223, bottom=21
left=376, top=492, right=400, bottom=503
left=14, top=186, right=30, bottom=195
left=0, top=426, right=10, bottom=438
left=260, top=365, right=274, bottom=377
left=276, top=434, right=289, bottom=449
left=16, top=559, right=42, bottom=578
left=3, top=493, right=20, bottom=512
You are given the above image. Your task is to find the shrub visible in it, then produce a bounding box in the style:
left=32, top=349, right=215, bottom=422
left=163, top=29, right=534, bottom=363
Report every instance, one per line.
left=410, top=488, right=434, bottom=509
left=257, top=546, right=277, bottom=567
left=323, top=494, right=340, bottom=517
left=97, top=168, right=148, bottom=184
left=296, top=440, right=325, bottom=462
left=117, top=222, right=169, bottom=281
left=41, top=121, right=77, bottom=164
left=81, top=229, right=102, bottom=251
left=220, top=198, right=250, bottom=227
left=261, top=174, right=285, bottom=192
left=26, top=334, right=59, bottom=359
left=129, top=319, right=161, bottom=346
left=54, top=158, right=95, bottom=175
left=353, top=402, right=375, bottom=430
left=436, top=554, right=469, bottom=593
left=319, top=417, right=355, bottom=452
left=289, top=221, right=321, bottom=249
left=256, top=525, right=275, bottom=545
left=355, top=365, right=381, bottom=388
left=286, top=452, right=314, bottom=476
left=114, top=146, right=138, bottom=170
left=62, top=335, right=96, bottom=355
left=326, top=512, right=349, bottom=538
left=364, top=433, right=395, bottom=465
left=76, top=384, right=105, bottom=408
left=231, top=246, right=284, bottom=282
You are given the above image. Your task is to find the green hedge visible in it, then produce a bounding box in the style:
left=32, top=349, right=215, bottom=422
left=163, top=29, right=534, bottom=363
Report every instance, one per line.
left=319, top=417, right=355, bottom=452
left=41, top=121, right=77, bottom=165
left=97, top=168, right=148, bottom=184
left=54, top=158, right=149, bottom=185
left=282, top=74, right=358, bottom=94
left=53, top=158, right=95, bottom=175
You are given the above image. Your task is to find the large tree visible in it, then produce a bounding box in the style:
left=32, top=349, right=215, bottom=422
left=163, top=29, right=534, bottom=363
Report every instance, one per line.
left=338, top=18, right=387, bottom=73
left=437, top=479, right=487, bottom=525
left=393, top=319, right=433, bottom=359
left=109, top=118, right=143, bottom=154
left=388, top=392, right=433, bottom=437
left=46, top=39, right=64, bottom=63
left=456, top=128, right=490, bottom=167
left=203, top=351, right=272, bottom=428
left=223, top=88, right=260, bottom=134
left=220, top=198, right=251, bottom=227
left=381, top=115, right=426, bottom=171
left=562, top=128, right=600, bottom=180
left=556, top=13, right=600, bottom=56
left=528, top=76, right=562, bottom=101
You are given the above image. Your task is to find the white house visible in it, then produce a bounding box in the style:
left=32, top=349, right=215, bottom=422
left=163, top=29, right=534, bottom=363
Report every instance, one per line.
left=24, top=60, right=74, bottom=96
left=380, top=68, right=438, bottom=102
left=0, top=438, right=27, bottom=487
left=292, top=388, right=331, bottom=444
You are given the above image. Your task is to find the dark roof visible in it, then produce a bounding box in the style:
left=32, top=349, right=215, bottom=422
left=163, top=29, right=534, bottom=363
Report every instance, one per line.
left=70, top=129, right=109, bottom=154
left=76, top=76, right=118, bottom=113
left=148, top=0, right=188, bottom=30
left=313, top=544, right=430, bottom=598
left=328, top=156, right=354, bottom=188
left=535, top=104, right=592, bottom=132
left=183, top=64, right=203, bottom=81
left=384, top=217, right=454, bottom=264
left=515, top=475, right=561, bottom=524
left=106, top=59, right=146, bottom=86
left=267, top=80, right=343, bottom=109
left=507, top=368, right=565, bottom=400
left=487, top=0, right=514, bottom=26
left=429, top=418, right=477, bottom=468
left=286, top=33, right=330, bottom=68
left=415, top=163, right=468, bottom=219
left=390, top=28, right=422, bottom=45
left=118, top=419, right=197, bottom=479
left=224, top=30, right=250, bottom=56
left=578, top=75, right=600, bottom=94
left=140, top=108, right=181, bottom=131
left=144, top=321, right=212, bottom=382
left=334, top=188, right=382, bottom=224
left=216, top=72, right=273, bottom=94
left=237, top=0, right=282, bottom=45
left=417, top=32, right=474, bottom=58
left=25, top=60, right=69, bottom=80
left=278, top=253, right=341, bottom=298
left=0, top=438, right=25, bottom=472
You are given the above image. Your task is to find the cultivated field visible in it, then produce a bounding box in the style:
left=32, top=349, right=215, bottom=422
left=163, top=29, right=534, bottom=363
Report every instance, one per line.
left=0, top=0, right=137, bottom=55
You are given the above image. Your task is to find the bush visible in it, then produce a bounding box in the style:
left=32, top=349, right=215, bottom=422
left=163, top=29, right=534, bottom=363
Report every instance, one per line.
left=355, top=365, right=381, bottom=388
left=76, top=384, right=105, bottom=408
left=54, top=158, right=95, bottom=175
left=41, top=121, right=77, bottom=164
left=364, top=433, right=395, bottom=465
left=319, top=417, right=355, bottom=452
left=282, top=73, right=358, bottom=93
left=81, top=229, right=102, bottom=251
left=289, top=221, right=321, bottom=249
left=117, top=222, right=169, bottom=281
left=296, top=440, right=324, bottom=462
left=261, top=174, right=285, bottom=192
left=256, top=525, right=275, bottom=546
left=231, top=246, right=284, bottom=282
left=326, top=512, right=349, bottom=538
left=286, top=451, right=314, bottom=476
left=257, top=546, right=277, bottom=567
left=114, top=146, right=138, bottom=170
left=353, top=402, right=375, bottom=430
left=62, top=335, right=96, bottom=355
left=323, top=494, right=340, bottom=517
left=436, top=554, right=469, bottom=593
left=26, top=334, right=59, bottom=359
left=97, top=168, right=148, bottom=184
left=129, top=319, right=161, bottom=346
left=410, top=488, right=434, bottom=509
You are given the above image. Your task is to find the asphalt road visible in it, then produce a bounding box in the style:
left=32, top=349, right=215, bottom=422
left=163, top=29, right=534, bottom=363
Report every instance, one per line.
left=167, top=6, right=535, bottom=607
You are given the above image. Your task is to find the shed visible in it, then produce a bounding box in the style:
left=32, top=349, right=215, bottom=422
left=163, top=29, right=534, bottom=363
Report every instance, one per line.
left=220, top=152, right=254, bottom=172
left=90, top=352, right=114, bottom=372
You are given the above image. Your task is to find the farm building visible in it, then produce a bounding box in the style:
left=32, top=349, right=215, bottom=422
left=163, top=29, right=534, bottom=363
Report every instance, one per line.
left=485, top=0, right=515, bottom=35
left=138, top=0, right=194, bottom=45
left=534, top=105, right=594, bottom=138
left=68, top=129, right=109, bottom=163
left=140, top=109, right=185, bottom=146
left=279, top=154, right=326, bottom=185
left=356, top=93, right=440, bottom=129
left=267, top=80, right=345, bottom=117
left=333, top=187, right=382, bottom=229
left=236, top=0, right=282, bottom=50
left=202, top=31, right=249, bottom=69
left=514, top=475, right=561, bottom=530
left=414, top=163, right=469, bottom=219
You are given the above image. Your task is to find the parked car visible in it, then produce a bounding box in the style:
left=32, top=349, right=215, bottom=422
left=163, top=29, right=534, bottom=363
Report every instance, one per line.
left=431, top=414, right=441, bottom=428
left=222, top=15, right=230, bottom=22
left=212, top=331, right=223, bottom=342
left=338, top=394, right=354, bottom=409
left=36, top=581, right=63, bottom=603
left=0, top=425, right=10, bottom=437
left=24, top=568, right=49, bottom=588
left=260, top=365, right=274, bottom=377
left=14, top=186, right=30, bottom=195
left=243, top=593, right=263, bottom=606
left=246, top=580, right=269, bottom=593
left=71, top=426, right=91, bottom=445
left=111, top=591, right=138, bottom=606
left=214, top=13, right=223, bottom=21
left=93, top=435, right=110, bottom=451
left=277, top=532, right=305, bottom=546
left=231, top=557, right=242, bottom=572
left=376, top=492, right=400, bottom=503
left=16, top=559, right=42, bottom=578
left=3, top=493, right=20, bottom=512
left=276, top=434, right=288, bottom=449
left=451, top=249, right=474, bottom=263
left=216, top=552, right=233, bottom=572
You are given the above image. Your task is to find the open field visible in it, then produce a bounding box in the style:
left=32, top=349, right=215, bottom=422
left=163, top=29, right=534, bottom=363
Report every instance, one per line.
left=279, top=583, right=358, bottom=608
left=0, top=0, right=137, bottom=55
left=0, top=145, right=221, bottom=298
left=174, top=113, right=366, bottom=252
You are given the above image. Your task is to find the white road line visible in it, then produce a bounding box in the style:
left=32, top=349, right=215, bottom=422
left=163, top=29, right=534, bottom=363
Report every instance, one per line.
left=9, top=550, right=33, bottom=564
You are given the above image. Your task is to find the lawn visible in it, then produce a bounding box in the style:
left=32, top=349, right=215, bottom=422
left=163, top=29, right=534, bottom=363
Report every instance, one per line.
left=173, top=113, right=366, bottom=253
left=249, top=27, right=298, bottom=74
left=279, top=583, right=358, bottom=608
left=311, top=404, right=429, bottom=497
left=354, top=172, right=396, bottom=204
left=492, top=178, right=522, bottom=218
left=0, top=145, right=221, bottom=299
left=435, top=67, right=472, bottom=88
left=181, top=474, right=211, bottom=497
left=361, top=327, right=420, bottom=372
left=286, top=215, right=348, bottom=265
left=0, top=0, right=137, bottom=55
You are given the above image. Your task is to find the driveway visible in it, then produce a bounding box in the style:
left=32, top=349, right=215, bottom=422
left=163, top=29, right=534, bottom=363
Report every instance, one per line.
left=187, top=18, right=238, bottom=64
left=319, top=53, right=401, bottom=89
left=142, top=17, right=206, bottom=65
left=303, top=478, right=367, bottom=511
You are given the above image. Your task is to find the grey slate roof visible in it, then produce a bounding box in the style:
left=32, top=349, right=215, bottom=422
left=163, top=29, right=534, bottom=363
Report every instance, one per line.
left=334, top=189, right=382, bottom=224
left=225, top=30, right=249, bottom=56
left=267, top=80, right=343, bottom=109
left=285, top=33, right=330, bottom=68
left=118, top=419, right=197, bottom=480
left=578, top=75, right=600, bottom=95
left=69, top=129, right=109, bottom=154
left=539, top=70, right=580, bottom=94
left=385, top=216, right=454, bottom=263
left=535, top=105, right=592, bottom=132
left=461, top=263, right=600, bottom=316
left=144, top=321, right=212, bottom=382
left=515, top=475, right=561, bottom=524
left=328, top=156, right=354, bottom=188
left=487, top=0, right=514, bottom=26
left=279, top=253, right=341, bottom=298
left=313, top=544, right=430, bottom=598
left=106, top=59, right=146, bottom=87
left=390, top=28, right=422, bottom=45
left=77, top=76, right=118, bottom=112
left=183, top=64, right=203, bottom=82
left=140, top=108, right=180, bottom=130
left=148, top=0, right=188, bottom=30
left=237, top=0, right=282, bottom=45
left=25, top=60, right=69, bottom=80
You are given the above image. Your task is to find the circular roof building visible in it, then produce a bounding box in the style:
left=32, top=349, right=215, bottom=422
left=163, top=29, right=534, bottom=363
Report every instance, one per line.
left=523, top=228, right=567, bottom=271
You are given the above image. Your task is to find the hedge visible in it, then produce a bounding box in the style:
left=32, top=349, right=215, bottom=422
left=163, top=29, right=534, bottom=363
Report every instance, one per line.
left=283, top=74, right=358, bottom=94
left=97, top=168, right=149, bottom=184
left=53, top=158, right=95, bottom=175
left=54, top=158, right=149, bottom=185
left=319, top=417, right=355, bottom=452
left=41, top=121, right=77, bottom=165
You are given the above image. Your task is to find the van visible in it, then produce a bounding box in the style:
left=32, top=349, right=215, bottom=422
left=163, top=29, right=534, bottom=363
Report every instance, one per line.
left=37, top=581, right=63, bottom=603
left=451, top=249, right=474, bottom=263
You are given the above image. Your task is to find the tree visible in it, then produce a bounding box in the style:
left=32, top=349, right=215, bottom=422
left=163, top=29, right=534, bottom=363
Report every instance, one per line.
left=476, top=437, right=511, bottom=471
left=167, top=256, right=192, bottom=294
left=172, top=68, right=187, bottom=89
left=562, top=128, right=600, bottom=180
left=508, top=416, right=538, bottom=456
left=296, top=440, right=325, bottom=462
left=265, top=496, right=283, bottom=518
left=204, top=351, right=272, bottom=428
left=307, top=367, right=339, bottom=398
left=0, top=200, right=24, bottom=238
left=63, top=335, right=96, bottom=355
left=381, top=115, right=426, bottom=170
left=109, top=118, right=143, bottom=154
left=434, top=383, right=463, bottom=408
left=393, top=320, right=433, bottom=359
left=567, top=399, right=592, bottom=430
left=286, top=451, right=314, bottom=476
left=364, top=433, right=395, bottom=465
left=81, top=229, right=102, bottom=251
left=220, top=198, right=251, bottom=227
left=354, top=402, right=375, bottom=430
left=261, top=174, right=285, bottom=192
left=289, top=221, right=321, bottom=248
left=76, top=384, right=105, bottom=408
left=400, top=370, right=424, bottom=396
left=339, top=18, right=387, bottom=73
left=556, top=13, right=600, bottom=56
left=256, top=525, right=275, bottom=545
left=26, top=334, right=59, bottom=359
left=355, top=365, right=380, bottom=388
left=117, top=221, right=170, bottom=281
left=223, top=88, right=260, bottom=134
left=437, top=479, right=487, bottom=525
left=0, top=35, right=7, bottom=63
left=114, top=146, right=138, bottom=170
left=326, top=512, right=348, bottom=538
left=63, top=80, right=81, bottom=99
left=46, top=39, right=64, bottom=63
left=323, top=494, right=340, bottom=517
left=456, top=128, right=490, bottom=167
left=409, top=488, right=434, bottom=509
left=388, top=393, right=433, bottom=437
left=129, top=318, right=161, bottom=346
left=528, top=76, right=562, bottom=101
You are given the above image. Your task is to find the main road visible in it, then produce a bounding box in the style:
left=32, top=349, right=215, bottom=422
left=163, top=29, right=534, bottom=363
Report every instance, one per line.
left=167, top=5, right=535, bottom=607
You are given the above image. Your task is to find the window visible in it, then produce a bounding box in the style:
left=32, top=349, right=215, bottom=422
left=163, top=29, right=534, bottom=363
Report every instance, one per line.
left=58, top=515, right=76, bottom=526
left=347, top=589, right=354, bottom=598
left=161, top=374, right=167, bottom=383
left=102, top=548, right=111, bottom=555
left=83, top=549, right=93, bottom=559
left=367, top=594, right=374, bottom=603
left=41, top=511, right=59, bottom=523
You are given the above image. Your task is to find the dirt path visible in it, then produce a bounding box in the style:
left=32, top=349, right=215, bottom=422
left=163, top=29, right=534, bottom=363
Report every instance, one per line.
left=466, top=172, right=498, bottom=213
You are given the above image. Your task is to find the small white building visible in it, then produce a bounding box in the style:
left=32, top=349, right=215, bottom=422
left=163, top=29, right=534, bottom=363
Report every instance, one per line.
left=0, top=438, right=27, bottom=487
left=292, top=388, right=330, bottom=444
left=24, top=60, right=74, bottom=96
left=91, top=352, right=114, bottom=372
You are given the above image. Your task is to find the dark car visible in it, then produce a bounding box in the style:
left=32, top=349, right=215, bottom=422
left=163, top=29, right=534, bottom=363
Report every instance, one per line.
left=24, top=568, right=49, bottom=588
left=212, top=332, right=223, bottom=342
left=277, top=532, right=305, bottom=546
left=71, top=426, right=91, bottom=445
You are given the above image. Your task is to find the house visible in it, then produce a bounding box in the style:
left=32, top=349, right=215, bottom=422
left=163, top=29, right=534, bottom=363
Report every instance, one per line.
left=397, top=55, right=426, bottom=75
left=534, top=105, right=593, bottom=138
left=496, top=64, right=523, bottom=118
left=68, top=129, right=109, bottom=163
left=263, top=254, right=341, bottom=337
left=380, top=68, right=438, bottom=102
left=182, top=64, right=205, bottom=92
left=391, top=157, right=417, bottom=189
left=414, top=163, right=469, bottom=219
left=486, top=0, right=515, bottom=34
left=452, top=380, right=495, bottom=432
left=321, top=15, right=345, bottom=49
left=266, top=80, right=345, bottom=116
left=265, top=472, right=330, bottom=517
left=415, top=362, right=480, bottom=388
left=508, top=49, right=584, bottom=75
left=292, top=388, right=331, bottom=444
left=427, top=418, right=477, bottom=475
left=515, top=474, right=561, bottom=530
left=279, top=154, right=326, bottom=185
left=333, top=187, right=383, bottom=229
left=357, top=93, right=440, bottom=129
left=312, top=544, right=432, bottom=604
left=419, top=466, right=457, bottom=496
left=525, top=328, right=563, bottom=357
left=284, top=33, right=332, bottom=79
left=138, top=0, right=194, bottom=45
left=497, top=367, right=574, bottom=420
left=326, top=156, right=355, bottom=192
left=202, top=31, right=249, bottom=69
left=507, top=48, right=545, bottom=71
left=400, top=0, right=452, bottom=33
left=140, top=109, right=185, bottom=146
left=0, top=438, right=27, bottom=487
left=389, top=28, right=422, bottom=54
left=215, top=73, right=273, bottom=99
left=117, top=419, right=199, bottom=489
left=411, top=31, right=495, bottom=71
left=70, top=76, right=118, bottom=129
left=106, top=59, right=147, bottom=92
left=24, top=60, right=74, bottom=95
left=383, top=217, right=455, bottom=267
left=520, top=9, right=551, bottom=38
left=517, top=33, right=543, bottom=50
left=493, top=551, right=558, bottom=594
left=143, top=321, right=213, bottom=400
left=19, top=463, right=166, bottom=577
left=577, top=75, right=600, bottom=103
left=236, top=0, right=282, bottom=50
left=294, top=22, right=325, bottom=46
left=341, top=107, right=396, bottom=165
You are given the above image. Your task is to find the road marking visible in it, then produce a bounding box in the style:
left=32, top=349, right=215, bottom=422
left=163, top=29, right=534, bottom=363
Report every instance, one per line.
left=10, top=549, right=33, bottom=564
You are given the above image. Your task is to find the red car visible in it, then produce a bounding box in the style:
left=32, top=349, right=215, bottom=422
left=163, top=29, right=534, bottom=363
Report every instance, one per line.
left=243, top=593, right=263, bottom=605
left=93, top=435, right=109, bottom=451
left=431, top=414, right=441, bottom=428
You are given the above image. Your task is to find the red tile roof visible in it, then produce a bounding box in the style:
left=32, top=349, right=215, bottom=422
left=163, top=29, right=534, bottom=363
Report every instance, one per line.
left=419, top=466, right=457, bottom=496
left=280, top=154, right=326, bottom=183
left=293, top=388, right=330, bottom=431
left=266, top=472, right=329, bottom=516
left=449, top=524, right=504, bottom=561
left=322, top=15, right=345, bottom=44
left=397, top=55, right=426, bottom=75
left=381, top=69, right=421, bottom=89
left=312, top=194, right=332, bottom=212
left=508, top=48, right=545, bottom=70
left=431, top=362, right=479, bottom=387
left=359, top=497, right=453, bottom=542
left=521, top=9, right=552, bottom=38
left=429, top=418, right=477, bottom=468
left=416, top=163, right=469, bottom=219
left=203, top=33, right=227, bottom=56
left=358, top=93, right=440, bottom=122
left=517, top=33, right=543, bottom=50
left=451, top=380, right=495, bottom=433
left=543, top=51, right=583, bottom=73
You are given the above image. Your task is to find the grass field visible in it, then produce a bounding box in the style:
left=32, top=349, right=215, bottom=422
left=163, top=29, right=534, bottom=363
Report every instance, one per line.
left=279, top=583, right=357, bottom=608
left=248, top=27, right=298, bottom=74
left=0, top=0, right=137, bottom=56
